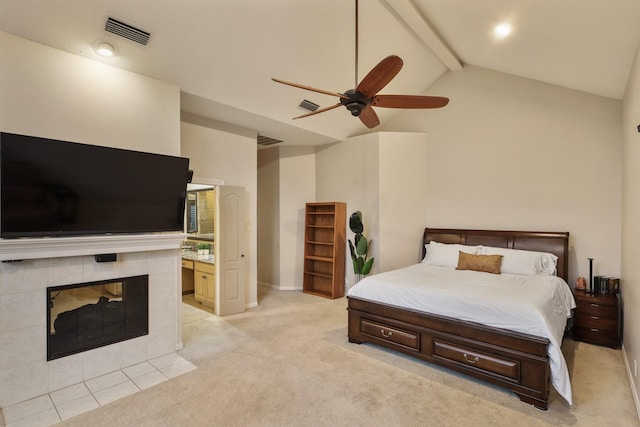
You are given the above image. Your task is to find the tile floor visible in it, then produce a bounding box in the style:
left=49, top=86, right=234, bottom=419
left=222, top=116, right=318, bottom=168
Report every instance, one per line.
left=1, top=353, right=197, bottom=427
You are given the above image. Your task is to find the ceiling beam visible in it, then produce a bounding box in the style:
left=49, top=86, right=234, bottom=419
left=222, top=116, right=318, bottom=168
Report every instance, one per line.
left=380, top=0, right=463, bottom=71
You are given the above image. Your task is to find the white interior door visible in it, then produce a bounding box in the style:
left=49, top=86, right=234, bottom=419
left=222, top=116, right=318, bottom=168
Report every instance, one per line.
left=215, top=185, right=245, bottom=316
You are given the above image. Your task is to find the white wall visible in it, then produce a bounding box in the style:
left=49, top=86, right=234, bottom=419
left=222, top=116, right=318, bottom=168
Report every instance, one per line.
left=316, top=134, right=380, bottom=288
left=257, top=148, right=280, bottom=286
left=384, top=65, right=622, bottom=282
left=278, top=146, right=316, bottom=290
left=315, top=132, right=430, bottom=285
left=622, top=43, right=640, bottom=412
left=180, top=121, right=258, bottom=308
left=256, top=146, right=315, bottom=291
left=0, top=31, right=180, bottom=155
left=378, top=133, right=429, bottom=270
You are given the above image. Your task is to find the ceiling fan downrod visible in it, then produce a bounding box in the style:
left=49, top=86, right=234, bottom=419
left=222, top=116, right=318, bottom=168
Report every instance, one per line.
left=355, top=0, right=359, bottom=88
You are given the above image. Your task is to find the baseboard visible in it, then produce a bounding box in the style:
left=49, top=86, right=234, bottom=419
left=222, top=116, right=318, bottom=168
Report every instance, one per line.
left=277, top=286, right=302, bottom=291
left=257, top=281, right=301, bottom=291
left=622, top=344, right=640, bottom=420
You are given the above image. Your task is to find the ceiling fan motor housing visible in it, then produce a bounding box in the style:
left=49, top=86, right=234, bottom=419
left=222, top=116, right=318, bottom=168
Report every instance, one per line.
left=341, top=89, right=371, bottom=116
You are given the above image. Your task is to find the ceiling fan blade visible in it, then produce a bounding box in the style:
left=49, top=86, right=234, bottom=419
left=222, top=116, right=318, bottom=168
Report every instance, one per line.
left=372, top=95, right=449, bottom=109
left=356, top=55, right=403, bottom=98
left=271, top=78, right=348, bottom=99
left=359, top=106, right=380, bottom=128
left=292, top=103, right=342, bottom=120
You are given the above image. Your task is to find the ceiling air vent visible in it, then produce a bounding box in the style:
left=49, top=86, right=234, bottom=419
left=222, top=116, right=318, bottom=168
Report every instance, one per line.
left=105, top=17, right=150, bottom=46
left=299, top=99, right=319, bottom=112
left=257, top=134, right=282, bottom=147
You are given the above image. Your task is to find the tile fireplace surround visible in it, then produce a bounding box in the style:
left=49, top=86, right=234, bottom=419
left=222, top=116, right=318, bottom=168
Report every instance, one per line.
left=0, top=233, right=185, bottom=411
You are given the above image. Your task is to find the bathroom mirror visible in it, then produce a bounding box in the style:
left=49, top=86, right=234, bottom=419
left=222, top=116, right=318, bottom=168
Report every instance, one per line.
left=186, top=193, right=197, bottom=233
left=185, top=183, right=215, bottom=241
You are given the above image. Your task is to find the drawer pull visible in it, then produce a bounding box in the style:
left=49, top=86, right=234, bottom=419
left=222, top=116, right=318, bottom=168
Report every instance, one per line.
left=463, top=353, right=479, bottom=364
left=590, top=303, right=600, bottom=308
left=590, top=316, right=600, bottom=320
left=380, top=329, right=393, bottom=338
left=590, top=328, right=600, bottom=332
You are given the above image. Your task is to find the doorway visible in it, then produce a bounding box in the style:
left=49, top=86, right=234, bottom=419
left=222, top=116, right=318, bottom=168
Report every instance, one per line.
left=180, top=183, right=246, bottom=317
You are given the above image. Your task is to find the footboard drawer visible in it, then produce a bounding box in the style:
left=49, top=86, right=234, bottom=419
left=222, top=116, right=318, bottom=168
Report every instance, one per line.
left=432, top=340, right=519, bottom=382
left=360, top=319, right=420, bottom=351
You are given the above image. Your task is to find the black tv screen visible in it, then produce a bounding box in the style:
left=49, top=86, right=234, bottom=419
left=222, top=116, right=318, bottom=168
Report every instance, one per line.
left=0, top=132, right=190, bottom=238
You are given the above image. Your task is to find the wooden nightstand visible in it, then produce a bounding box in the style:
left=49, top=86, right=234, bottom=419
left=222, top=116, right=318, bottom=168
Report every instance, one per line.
left=572, top=290, right=620, bottom=348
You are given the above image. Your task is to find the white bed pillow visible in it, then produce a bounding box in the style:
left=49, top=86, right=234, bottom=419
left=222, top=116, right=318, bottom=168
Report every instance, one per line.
left=425, top=241, right=482, bottom=267
left=481, top=246, right=558, bottom=276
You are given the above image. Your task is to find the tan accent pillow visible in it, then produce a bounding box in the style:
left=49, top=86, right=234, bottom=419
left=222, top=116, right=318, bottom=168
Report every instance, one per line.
left=456, top=251, right=503, bottom=274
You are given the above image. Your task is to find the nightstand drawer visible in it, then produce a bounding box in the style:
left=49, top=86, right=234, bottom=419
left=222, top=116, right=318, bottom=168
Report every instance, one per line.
left=573, top=312, right=617, bottom=332
left=573, top=326, right=619, bottom=348
left=575, top=301, right=617, bottom=318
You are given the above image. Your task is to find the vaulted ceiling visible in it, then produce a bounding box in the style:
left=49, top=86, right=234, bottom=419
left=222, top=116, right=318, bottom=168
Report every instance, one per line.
left=1, top=0, right=640, bottom=146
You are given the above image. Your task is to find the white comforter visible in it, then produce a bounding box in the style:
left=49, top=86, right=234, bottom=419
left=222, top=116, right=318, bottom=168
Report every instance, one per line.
left=347, top=263, right=576, bottom=405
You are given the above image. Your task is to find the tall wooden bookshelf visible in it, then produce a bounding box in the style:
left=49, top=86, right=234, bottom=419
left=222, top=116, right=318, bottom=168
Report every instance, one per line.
left=303, top=202, right=346, bottom=299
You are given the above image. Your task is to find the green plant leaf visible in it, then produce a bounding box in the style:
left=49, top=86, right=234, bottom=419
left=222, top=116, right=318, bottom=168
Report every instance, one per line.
left=348, top=240, right=356, bottom=261
left=356, top=256, right=364, bottom=274
left=356, top=236, right=368, bottom=256
left=362, top=258, right=375, bottom=275
left=349, top=211, right=363, bottom=234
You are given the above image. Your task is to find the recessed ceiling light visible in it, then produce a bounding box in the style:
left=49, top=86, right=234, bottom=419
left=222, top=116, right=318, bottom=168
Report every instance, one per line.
left=95, top=42, right=115, bottom=57
left=493, top=22, right=512, bottom=39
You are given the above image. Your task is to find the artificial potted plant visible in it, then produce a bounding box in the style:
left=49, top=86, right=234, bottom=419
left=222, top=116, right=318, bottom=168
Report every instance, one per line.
left=197, top=242, right=209, bottom=255
left=348, top=211, right=374, bottom=283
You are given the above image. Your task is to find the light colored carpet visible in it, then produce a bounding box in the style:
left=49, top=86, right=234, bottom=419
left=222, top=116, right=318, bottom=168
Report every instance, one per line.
left=59, top=284, right=639, bottom=427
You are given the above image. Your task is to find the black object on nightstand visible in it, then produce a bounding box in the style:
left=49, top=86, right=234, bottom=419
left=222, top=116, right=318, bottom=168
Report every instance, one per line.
left=573, top=289, right=620, bottom=348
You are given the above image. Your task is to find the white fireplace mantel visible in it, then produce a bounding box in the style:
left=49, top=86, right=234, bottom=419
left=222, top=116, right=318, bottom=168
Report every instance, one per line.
left=0, top=232, right=187, bottom=261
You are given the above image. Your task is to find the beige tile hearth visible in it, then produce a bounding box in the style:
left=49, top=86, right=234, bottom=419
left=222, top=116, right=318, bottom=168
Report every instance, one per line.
left=1, top=354, right=196, bottom=426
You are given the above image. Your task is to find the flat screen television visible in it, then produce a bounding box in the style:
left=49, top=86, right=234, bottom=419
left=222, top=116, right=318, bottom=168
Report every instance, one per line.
left=0, top=132, right=190, bottom=238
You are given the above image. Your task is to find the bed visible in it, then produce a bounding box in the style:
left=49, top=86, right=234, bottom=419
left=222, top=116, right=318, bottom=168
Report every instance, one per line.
left=347, top=228, right=574, bottom=410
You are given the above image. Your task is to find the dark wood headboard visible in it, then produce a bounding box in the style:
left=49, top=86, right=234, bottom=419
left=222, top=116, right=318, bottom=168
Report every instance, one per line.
left=422, top=228, right=570, bottom=282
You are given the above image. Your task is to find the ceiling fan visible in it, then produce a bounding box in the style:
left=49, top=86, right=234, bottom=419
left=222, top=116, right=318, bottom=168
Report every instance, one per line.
left=272, top=0, right=449, bottom=129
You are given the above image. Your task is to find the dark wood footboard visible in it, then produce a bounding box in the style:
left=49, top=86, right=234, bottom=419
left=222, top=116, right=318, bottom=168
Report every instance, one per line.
left=348, top=297, right=551, bottom=409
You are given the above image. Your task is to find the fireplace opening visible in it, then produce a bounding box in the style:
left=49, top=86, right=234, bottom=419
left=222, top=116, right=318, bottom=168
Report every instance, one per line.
left=47, top=275, right=149, bottom=361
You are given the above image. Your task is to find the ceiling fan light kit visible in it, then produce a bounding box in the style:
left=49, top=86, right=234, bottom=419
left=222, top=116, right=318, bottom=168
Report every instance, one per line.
left=272, top=0, right=449, bottom=129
